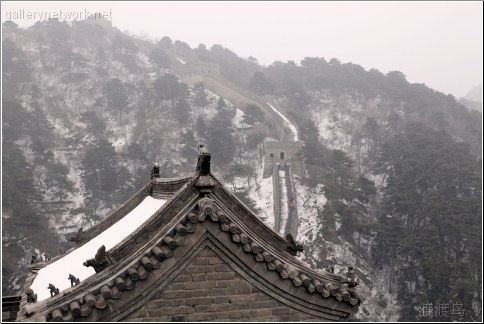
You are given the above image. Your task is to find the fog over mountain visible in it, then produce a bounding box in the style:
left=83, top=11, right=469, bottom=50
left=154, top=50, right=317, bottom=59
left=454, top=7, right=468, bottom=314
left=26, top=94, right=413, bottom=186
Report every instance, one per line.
left=1, top=2, right=482, bottom=322
left=464, top=85, right=482, bottom=103
left=1, top=1, right=482, bottom=96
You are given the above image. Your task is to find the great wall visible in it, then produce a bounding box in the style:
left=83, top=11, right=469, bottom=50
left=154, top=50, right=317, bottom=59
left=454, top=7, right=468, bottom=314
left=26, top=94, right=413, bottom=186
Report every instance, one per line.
left=176, top=59, right=305, bottom=240
left=1, top=53, right=364, bottom=323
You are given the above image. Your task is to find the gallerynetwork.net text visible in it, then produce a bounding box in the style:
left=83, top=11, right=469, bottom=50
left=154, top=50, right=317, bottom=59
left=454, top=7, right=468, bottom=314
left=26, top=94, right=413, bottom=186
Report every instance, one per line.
left=5, top=9, right=112, bottom=22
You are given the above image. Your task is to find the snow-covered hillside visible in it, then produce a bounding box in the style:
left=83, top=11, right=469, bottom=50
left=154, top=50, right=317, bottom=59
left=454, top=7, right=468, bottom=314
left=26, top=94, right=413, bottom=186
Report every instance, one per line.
left=4, top=19, right=481, bottom=322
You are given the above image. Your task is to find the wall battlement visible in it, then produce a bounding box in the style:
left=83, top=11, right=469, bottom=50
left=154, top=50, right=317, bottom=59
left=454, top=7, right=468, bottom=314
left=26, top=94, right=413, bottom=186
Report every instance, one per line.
left=177, top=60, right=221, bottom=77
left=263, top=141, right=304, bottom=178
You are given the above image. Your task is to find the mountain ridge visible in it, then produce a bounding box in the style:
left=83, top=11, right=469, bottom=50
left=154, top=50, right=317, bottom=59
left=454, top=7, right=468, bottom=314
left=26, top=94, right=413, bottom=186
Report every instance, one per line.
left=2, top=18, right=481, bottom=321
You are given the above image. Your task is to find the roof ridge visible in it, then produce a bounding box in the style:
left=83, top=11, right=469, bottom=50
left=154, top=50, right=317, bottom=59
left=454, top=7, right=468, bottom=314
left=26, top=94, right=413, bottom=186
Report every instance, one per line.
left=20, top=195, right=359, bottom=322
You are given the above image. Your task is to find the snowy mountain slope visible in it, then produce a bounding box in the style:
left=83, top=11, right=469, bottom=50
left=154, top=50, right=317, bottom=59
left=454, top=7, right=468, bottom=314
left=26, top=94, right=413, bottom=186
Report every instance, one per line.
left=3, top=19, right=481, bottom=321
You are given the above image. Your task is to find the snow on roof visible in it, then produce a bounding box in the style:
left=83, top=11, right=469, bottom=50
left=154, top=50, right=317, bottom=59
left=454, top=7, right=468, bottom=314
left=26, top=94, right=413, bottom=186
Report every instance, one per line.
left=30, top=196, right=166, bottom=301
left=266, top=103, right=299, bottom=141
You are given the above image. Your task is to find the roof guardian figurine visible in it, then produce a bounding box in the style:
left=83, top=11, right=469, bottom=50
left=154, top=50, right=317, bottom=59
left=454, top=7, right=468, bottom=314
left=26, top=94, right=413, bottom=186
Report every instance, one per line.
left=196, top=144, right=211, bottom=175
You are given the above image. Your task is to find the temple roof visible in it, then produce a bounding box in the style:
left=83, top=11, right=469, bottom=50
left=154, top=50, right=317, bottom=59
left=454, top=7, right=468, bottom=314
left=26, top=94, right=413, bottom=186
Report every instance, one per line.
left=16, top=153, right=360, bottom=322
left=30, top=197, right=166, bottom=301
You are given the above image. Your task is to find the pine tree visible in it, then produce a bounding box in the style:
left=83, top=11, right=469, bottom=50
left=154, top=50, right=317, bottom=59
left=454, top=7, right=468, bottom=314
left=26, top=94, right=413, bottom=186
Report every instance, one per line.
left=373, top=122, right=481, bottom=321
left=241, top=104, right=265, bottom=126
left=207, top=107, right=235, bottom=167
left=82, top=139, right=119, bottom=204
left=193, top=82, right=210, bottom=107
left=103, top=78, right=129, bottom=121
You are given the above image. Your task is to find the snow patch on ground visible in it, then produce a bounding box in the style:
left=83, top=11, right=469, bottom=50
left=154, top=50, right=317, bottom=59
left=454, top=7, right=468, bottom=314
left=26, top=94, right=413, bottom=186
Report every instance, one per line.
left=335, top=219, right=342, bottom=231
left=293, top=180, right=326, bottom=252
left=256, top=175, right=275, bottom=230
left=370, top=172, right=386, bottom=188
left=52, top=120, right=72, bottom=138
left=112, top=137, right=127, bottom=151
left=233, top=108, right=246, bottom=128
left=313, top=109, right=354, bottom=153
left=278, top=169, right=289, bottom=236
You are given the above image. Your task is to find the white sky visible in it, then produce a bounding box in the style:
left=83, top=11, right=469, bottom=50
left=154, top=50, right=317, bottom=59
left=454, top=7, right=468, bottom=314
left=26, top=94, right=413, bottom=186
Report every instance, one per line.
left=2, top=1, right=483, bottom=97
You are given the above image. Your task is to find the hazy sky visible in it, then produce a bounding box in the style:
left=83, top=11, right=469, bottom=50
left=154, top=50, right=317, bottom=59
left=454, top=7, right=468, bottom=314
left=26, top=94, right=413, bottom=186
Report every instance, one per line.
left=2, top=1, right=483, bottom=97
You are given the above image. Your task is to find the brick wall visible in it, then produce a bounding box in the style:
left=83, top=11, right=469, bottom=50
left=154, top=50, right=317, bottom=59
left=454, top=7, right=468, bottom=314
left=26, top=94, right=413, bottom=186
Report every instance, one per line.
left=121, top=247, right=318, bottom=322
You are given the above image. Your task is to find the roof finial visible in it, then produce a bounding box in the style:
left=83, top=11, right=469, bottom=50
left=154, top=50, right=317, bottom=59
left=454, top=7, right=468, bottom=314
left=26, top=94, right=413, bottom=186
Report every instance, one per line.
left=47, top=284, right=59, bottom=297
left=285, top=233, right=304, bottom=256
left=69, top=227, right=84, bottom=245
left=151, top=162, right=160, bottom=180
left=346, top=266, right=359, bottom=287
left=68, top=274, right=80, bottom=287
left=197, top=144, right=211, bottom=175
left=26, top=288, right=37, bottom=303
left=83, top=245, right=109, bottom=273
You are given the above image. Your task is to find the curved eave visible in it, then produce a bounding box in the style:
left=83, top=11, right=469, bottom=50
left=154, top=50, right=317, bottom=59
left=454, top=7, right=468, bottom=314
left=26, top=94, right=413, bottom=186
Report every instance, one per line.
left=18, top=173, right=359, bottom=321
left=78, top=175, right=193, bottom=246
left=18, top=175, right=200, bottom=320
left=208, top=174, right=353, bottom=284
left=24, top=181, right=153, bottom=273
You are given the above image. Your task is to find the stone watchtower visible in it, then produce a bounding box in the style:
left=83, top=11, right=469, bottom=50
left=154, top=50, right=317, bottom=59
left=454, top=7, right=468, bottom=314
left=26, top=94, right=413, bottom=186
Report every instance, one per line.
left=181, top=61, right=221, bottom=77
left=263, top=141, right=304, bottom=178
